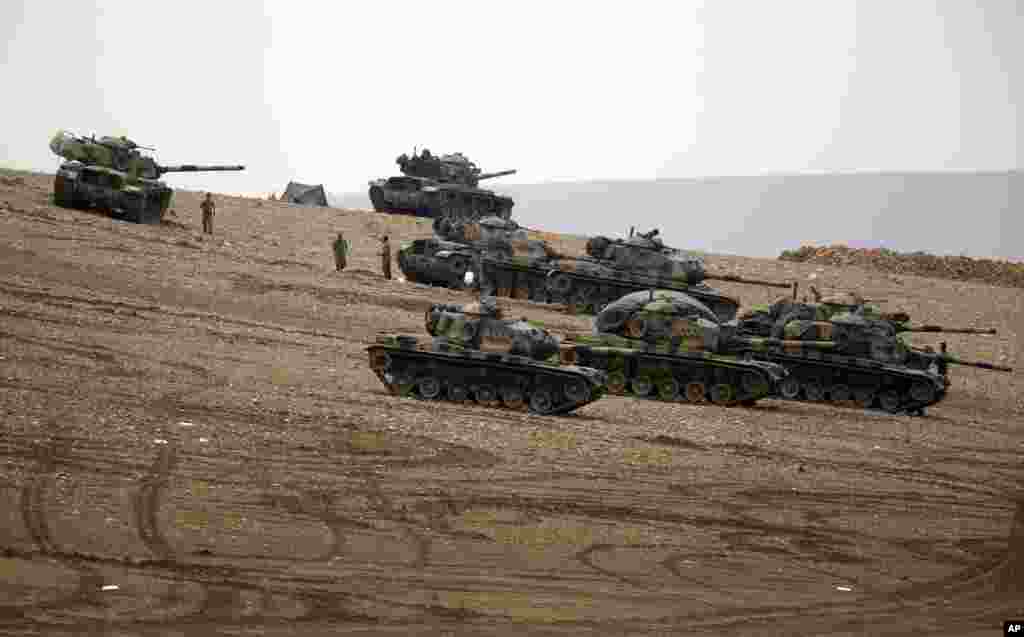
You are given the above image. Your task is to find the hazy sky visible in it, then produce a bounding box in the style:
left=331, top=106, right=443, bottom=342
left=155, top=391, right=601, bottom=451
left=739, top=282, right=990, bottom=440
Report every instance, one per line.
left=0, top=1, right=1019, bottom=197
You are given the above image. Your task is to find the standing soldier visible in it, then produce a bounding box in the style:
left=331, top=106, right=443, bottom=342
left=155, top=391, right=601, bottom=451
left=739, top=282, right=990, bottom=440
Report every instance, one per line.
left=333, top=232, right=350, bottom=272
left=200, top=192, right=216, bottom=235
left=379, top=235, right=392, bottom=280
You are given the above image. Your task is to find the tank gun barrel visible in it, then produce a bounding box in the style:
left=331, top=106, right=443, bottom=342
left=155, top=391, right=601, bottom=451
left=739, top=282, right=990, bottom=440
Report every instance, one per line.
left=157, top=164, right=246, bottom=175
left=900, top=325, right=997, bottom=335
left=476, top=169, right=517, bottom=181
left=705, top=272, right=794, bottom=290
left=929, top=341, right=1013, bottom=372
left=940, top=355, right=1013, bottom=372
left=737, top=336, right=838, bottom=351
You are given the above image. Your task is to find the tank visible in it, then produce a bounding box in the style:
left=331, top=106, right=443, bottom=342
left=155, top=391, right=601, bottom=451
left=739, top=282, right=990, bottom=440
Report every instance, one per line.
left=475, top=226, right=794, bottom=322
left=735, top=297, right=1010, bottom=414
left=367, top=148, right=516, bottom=221
left=397, top=216, right=562, bottom=288
left=366, top=297, right=607, bottom=415
left=48, top=130, right=245, bottom=224
left=557, top=290, right=795, bottom=407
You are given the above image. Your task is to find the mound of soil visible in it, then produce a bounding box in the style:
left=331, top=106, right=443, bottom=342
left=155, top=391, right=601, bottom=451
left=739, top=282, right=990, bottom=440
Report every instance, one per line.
left=780, top=244, right=1024, bottom=288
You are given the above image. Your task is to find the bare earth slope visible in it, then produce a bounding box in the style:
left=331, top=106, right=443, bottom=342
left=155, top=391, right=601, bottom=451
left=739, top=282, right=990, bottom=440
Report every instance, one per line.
left=0, top=170, right=1021, bottom=636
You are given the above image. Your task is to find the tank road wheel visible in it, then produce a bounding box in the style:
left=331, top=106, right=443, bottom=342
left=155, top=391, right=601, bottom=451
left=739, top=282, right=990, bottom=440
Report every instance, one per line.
left=563, top=379, right=592, bottom=404
left=474, top=385, right=499, bottom=407
left=529, top=388, right=555, bottom=415
left=878, top=390, right=902, bottom=413
left=685, top=381, right=707, bottom=403
left=853, top=387, right=876, bottom=409
left=802, top=380, right=825, bottom=402
left=630, top=376, right=654, bottom=397
left=500, top=385, right=526, bottom=409
left=606, top=371, right=628, bottom=395
left=829, top=383, right=852, bottom=403
left=909, top=382, right=936, bottom=404
left=709, top=383, right=737, bottom=406
left=417, top=376, right=442, bottom=400
left=448, top=385, right=469, bottom=403
left=657, top=378, right=680, bottom=401
left=779, top=376, right=801, bottom=400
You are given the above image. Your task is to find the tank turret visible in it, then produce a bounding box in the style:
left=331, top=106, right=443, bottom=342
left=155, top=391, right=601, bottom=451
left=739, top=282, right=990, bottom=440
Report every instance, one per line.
left=49, top=130, right=244, bottom=180
left=584, top=228, right=793, bottom=291
left=424, top=297, right=561, bottom=361
left=398, top=216, right=561, bottom=288
left=396, top=149, right=515, bottom=187
left=370, top=148, right=516, bottom=220
left=590, top=290, right=834, bottom=356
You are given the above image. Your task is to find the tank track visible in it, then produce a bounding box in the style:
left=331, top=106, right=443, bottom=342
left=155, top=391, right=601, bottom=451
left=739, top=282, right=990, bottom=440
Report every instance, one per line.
left=560, top=336, right=786, bottom=407
left=743, top=349, right=949, bottom=415
left=367, top=335, right=607, bottom=415
left=479, top=258, right=741, bottom=321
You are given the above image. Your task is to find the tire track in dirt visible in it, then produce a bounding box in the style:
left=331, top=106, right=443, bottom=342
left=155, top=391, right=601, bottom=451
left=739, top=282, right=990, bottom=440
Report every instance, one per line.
left=6, top=438, right=107, bottom=619
left=0, top=281, right=356, bottom=346
left=133, top=442, right=180, bottom=560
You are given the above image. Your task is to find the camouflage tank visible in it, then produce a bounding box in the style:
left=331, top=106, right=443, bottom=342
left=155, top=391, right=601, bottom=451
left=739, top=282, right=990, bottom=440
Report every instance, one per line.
left=367, top=297, right=607, bottom=415
left=557, top=290, right=795, bottom=407
left=735, top=294, right=1010, bottom=414
left=397, top=216, right=561, bottom=289
left=472, top=226, right=793, bottom=322
left=49, top=130, right=245, bottom=224
left=367, top=149, right=516, bottom=221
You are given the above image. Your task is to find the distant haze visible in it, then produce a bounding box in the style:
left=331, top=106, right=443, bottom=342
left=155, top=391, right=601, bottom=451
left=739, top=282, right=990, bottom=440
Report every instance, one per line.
left=0, top=1, right=1019, bottom=258
left=332, top=171, right=1023, bottom=260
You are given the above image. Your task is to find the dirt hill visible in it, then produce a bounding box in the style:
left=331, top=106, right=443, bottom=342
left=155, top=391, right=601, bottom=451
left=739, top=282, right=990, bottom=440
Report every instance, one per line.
left=781, top=244, right=1024, bottom=289
left=0, top=169, right=1021, bottom=636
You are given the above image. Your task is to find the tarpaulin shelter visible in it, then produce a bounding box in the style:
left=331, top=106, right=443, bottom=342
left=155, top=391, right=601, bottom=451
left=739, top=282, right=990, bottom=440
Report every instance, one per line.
left=281, top=181, right=328, bottom=206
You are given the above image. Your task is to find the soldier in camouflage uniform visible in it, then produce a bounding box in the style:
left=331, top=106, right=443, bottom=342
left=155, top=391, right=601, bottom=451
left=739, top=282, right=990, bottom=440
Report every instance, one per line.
left=200, top=193, right=215, bottom=234
left=379, top=235, right=392, bottom=280
left=333, top=232, right=350, bottom=272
